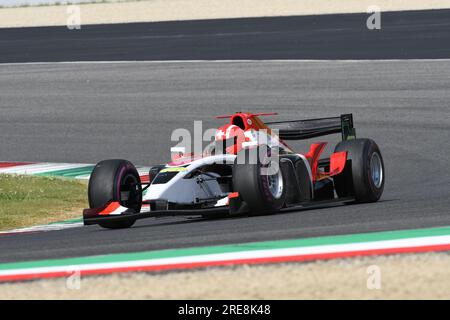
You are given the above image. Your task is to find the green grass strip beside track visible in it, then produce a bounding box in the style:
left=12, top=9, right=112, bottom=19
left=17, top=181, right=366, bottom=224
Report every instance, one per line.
left=1, top=226, right=450, bottom=271
left=0, top=174, right=87, bottom=231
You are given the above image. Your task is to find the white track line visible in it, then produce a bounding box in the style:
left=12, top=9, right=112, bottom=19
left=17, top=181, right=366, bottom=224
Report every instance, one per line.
left=0, top=222, right=83, bottom=235
left=1, top=59, right=450, bottom=67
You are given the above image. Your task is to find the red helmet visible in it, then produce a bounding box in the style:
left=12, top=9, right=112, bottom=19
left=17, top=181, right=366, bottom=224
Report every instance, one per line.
left=215, top=124, right=246, bottom=155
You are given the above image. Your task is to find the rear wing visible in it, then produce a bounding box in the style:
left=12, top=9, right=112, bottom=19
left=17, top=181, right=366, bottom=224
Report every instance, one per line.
left=266, top=114, right=356, bottom=141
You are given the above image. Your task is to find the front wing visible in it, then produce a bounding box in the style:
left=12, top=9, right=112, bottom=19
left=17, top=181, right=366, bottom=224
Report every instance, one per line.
left=83, top=196, right=355, bottom=226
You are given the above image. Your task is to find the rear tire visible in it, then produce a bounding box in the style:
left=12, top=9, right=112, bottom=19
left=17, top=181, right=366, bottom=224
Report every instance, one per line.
left=333, top=138, right=385, bottom=203
left=233, top=146, right=286, bottom=214
left=88, top=159, right=142, bottom=229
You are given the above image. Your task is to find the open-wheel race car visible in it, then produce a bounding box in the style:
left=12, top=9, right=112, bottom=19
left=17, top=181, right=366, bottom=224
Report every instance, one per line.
left=83, top=112, right=385, bottom=229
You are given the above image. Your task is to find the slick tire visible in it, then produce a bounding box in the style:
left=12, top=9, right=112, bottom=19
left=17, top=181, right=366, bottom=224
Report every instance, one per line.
left=233, top=146, right=286, bottom=214
left=88, top=159, right=142, bottom=229
left=334, top=138, right=385, bottom=203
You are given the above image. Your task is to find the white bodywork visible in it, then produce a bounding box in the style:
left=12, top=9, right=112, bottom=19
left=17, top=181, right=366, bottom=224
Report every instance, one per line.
left=142, top=154, right=237, bottom=206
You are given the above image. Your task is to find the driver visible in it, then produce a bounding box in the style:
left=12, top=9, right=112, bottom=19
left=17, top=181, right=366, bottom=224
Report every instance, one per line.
left=214, top=124, right=246, bottom=155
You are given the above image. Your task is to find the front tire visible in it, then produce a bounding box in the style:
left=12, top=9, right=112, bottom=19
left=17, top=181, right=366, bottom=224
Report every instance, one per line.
left=333, top=138, right=385, bottom=203
left=233, top=146, right=286, bottom=214
left=88, top=159, right=142, bottom=229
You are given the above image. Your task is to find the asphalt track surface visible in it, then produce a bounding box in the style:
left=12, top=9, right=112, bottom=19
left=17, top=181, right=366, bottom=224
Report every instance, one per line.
left=0, top=10, right=450, bottom=263
left=1, top=59, right=450, bottom=263
left=1, top=9, right=450, bottom=62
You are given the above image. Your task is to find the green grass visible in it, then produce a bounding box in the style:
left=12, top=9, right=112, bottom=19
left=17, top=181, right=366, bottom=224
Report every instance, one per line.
left=0, top=174, right=87, bottom=231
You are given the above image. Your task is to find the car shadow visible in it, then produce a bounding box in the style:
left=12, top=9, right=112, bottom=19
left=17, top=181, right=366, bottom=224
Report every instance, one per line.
left=123, top=198, right=397, bottom=231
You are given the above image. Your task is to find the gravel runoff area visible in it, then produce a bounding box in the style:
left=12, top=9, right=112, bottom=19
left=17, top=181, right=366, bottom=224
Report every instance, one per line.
left=1, top=0, right=450, bottom=28
left=1, top=253, right=449, bottom=299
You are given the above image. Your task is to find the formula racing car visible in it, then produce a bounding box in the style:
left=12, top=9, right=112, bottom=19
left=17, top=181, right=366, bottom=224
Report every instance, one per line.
left=83, top=112, right=385, bottom=229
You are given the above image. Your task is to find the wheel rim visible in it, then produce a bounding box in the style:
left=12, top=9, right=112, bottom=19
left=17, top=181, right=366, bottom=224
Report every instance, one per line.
left=370, top=152, right=383, bottom=188
left=267, top=169, right=283, bottom=199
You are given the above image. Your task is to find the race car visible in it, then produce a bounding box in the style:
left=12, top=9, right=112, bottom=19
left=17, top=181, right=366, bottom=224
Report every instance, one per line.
left=83, top=112, right=385, bottom=229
